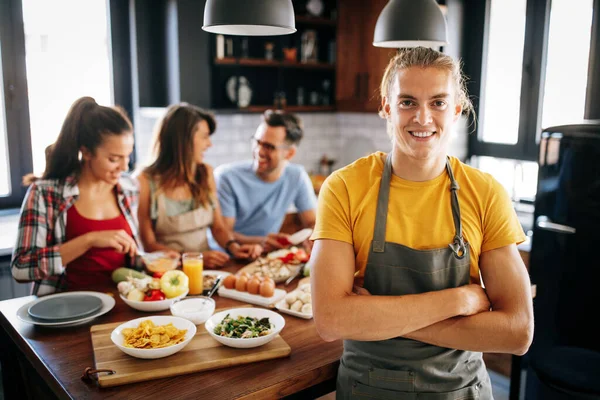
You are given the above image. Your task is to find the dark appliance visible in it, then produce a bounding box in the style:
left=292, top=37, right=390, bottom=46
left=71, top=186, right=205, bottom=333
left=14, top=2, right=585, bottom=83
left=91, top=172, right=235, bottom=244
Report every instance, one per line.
left=524, top=120, right=600, bottom=399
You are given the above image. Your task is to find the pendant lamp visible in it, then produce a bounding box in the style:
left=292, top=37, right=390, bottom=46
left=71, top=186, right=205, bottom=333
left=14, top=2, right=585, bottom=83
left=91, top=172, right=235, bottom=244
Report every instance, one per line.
left=373, top=0, right=448, bottom=48
left=203, top=0, right=296, bottom=36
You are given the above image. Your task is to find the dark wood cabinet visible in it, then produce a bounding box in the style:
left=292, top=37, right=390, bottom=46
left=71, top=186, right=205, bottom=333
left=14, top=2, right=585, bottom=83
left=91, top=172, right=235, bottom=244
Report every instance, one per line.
left=336, top=0, right=396, bottom=113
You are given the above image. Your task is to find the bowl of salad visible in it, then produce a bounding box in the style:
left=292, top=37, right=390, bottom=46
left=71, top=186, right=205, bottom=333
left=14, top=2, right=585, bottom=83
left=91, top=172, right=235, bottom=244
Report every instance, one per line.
left=205, top=308, right=285, bottom=349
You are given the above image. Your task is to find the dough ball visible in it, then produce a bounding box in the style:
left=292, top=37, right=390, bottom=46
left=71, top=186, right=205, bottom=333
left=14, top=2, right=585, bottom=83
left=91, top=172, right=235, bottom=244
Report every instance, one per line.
left=291, top=300, right=303, bottom=312
left=285, top=292, right=298, bottom=305
left=301, top=303, right=312, bottom=314
left=299, top=292, right=312, bottom=304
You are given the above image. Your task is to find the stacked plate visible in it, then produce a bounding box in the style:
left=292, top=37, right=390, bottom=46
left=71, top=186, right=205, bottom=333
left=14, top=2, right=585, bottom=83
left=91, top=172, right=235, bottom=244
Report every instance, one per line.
left=17, top=291, right=115, bottom=327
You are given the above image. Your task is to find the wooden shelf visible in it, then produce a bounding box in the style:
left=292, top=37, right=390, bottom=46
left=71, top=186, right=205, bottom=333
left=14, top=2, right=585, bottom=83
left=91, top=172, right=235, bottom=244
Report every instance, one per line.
left=216, top=105, right=336, bottom=114
left=295, top=15, right=337, bottom=26
left=214, top=58, right=335, bottom=70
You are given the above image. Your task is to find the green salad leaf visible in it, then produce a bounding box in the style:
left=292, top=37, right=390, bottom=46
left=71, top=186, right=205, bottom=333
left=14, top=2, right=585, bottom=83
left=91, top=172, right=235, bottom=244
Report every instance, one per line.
left=214, top=314, right=274, bottom=339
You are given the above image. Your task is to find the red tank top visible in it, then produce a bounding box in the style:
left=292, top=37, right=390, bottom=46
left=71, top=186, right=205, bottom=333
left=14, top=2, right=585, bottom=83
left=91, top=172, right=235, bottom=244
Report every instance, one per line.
left=65, top=205, right=133, bottom=290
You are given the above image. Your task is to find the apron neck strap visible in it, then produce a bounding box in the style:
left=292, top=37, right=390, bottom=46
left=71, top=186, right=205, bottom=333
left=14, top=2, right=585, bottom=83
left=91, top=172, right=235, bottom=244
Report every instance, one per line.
left=372, top=153, right=394, bottom=253
left=446, top=157, right=467, bottom=258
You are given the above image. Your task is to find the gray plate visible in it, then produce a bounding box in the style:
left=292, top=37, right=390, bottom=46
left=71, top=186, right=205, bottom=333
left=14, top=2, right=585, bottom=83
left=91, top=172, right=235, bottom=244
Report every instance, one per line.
left=28, top=295, right=103, bottom=321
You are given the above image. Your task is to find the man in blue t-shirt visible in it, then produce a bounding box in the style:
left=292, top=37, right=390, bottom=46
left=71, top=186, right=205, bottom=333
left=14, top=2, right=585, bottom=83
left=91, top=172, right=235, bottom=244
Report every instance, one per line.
left=210, top=110, right=317, bottom=253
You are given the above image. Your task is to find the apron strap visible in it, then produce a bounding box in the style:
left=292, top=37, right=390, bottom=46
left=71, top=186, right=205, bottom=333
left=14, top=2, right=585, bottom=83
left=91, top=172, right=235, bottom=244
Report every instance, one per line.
left=372, top=153, right=393, bottom=253
left=446, top=157, right=467, bottom=259
left=149, top=178, right=159, bottom=221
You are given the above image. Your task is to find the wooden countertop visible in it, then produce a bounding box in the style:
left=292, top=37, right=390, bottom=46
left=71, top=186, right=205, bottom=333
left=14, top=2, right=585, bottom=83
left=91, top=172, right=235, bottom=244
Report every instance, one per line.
left=0, top=263, right=342, bottom=399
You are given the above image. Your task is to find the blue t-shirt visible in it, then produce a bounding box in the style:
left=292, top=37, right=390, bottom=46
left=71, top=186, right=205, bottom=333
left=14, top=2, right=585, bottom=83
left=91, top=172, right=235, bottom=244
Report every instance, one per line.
left=210, top=160, right=317, bottom=246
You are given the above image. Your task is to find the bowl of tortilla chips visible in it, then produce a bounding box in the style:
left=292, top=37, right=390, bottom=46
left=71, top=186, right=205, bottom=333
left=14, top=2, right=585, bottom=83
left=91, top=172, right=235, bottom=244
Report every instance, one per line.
left=111, top=316, right=196, bottom=359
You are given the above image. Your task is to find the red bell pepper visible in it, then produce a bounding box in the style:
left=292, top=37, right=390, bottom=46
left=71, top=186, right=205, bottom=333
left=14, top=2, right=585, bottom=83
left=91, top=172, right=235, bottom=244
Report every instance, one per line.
left=143, top=289, right=166, bottom=301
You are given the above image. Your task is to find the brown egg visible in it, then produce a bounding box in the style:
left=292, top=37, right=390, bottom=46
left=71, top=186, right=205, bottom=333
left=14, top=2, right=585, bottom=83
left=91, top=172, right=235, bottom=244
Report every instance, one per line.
left=223, top=275, right=237, bottom=289
left=235, top=275, right=249, bottom=292
left=247, top=277, right=261, bottom=295
left=262, top=276, right=275, bottom=286
left=239, top=272, right=250, bottom=279
left=259, top=281, right=275, bottom=298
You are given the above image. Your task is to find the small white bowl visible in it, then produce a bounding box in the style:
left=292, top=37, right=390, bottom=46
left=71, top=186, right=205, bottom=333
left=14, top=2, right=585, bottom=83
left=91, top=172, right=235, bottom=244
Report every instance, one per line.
left=205, top=307, right=285, bottom=349
left=111, top=315, right=196, bottom=359
left=120, top=290, right=188, bottom=312
left=170, top=297, right=215, bottom=325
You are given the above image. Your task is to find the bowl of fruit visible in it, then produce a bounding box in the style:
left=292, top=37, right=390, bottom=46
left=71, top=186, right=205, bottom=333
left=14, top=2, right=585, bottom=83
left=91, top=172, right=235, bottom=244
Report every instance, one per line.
left=114, top=268, right=189, bottom=312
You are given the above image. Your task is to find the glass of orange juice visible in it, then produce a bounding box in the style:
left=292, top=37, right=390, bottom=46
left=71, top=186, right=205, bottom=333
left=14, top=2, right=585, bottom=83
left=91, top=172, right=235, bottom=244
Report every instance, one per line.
left=182, top=252, right=203, bottom=295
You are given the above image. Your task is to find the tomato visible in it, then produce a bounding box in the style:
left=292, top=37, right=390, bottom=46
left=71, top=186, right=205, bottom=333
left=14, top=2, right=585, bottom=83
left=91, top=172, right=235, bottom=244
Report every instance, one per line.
left=143, top=289, right=166, bottom=301
left=277, top=237, right=291, bottom=246
left=160, top=270, right=189, bottom=298
left=279, top=253, right=296, bottom=263
left=152, top=271, right=165, bottom=279
left=295, top=249, right=310, bottom=263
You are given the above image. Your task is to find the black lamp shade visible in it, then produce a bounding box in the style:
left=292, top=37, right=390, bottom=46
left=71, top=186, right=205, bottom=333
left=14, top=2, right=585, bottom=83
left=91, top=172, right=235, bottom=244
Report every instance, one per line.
left=373, top=0, right=448, bottom=48
left=203, top=0, right=296, bottom=36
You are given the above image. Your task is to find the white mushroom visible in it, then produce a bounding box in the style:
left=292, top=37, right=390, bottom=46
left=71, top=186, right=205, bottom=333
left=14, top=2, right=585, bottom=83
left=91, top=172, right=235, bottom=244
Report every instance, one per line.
left=301, top=303, right=312, bottom=314
left=299, top=292, right=312, bottom=304
left=291, top=300, right=303, bottom=312
left=285, top=292, right=298, bottom=305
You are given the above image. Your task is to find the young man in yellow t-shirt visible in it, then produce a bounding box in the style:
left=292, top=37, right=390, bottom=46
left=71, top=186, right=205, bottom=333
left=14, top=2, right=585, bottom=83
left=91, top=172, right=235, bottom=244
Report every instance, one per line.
left=310, top=47, right=534, bottom=399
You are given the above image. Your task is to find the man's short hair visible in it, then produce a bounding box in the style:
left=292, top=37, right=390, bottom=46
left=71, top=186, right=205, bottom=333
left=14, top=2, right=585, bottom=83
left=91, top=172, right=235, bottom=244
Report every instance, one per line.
left=262, top=109, right=303, bottom=145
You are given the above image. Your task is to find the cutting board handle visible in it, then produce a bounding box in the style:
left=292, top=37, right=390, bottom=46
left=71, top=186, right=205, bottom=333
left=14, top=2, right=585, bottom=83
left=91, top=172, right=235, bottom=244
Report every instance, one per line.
left=81, top=367, right=116, bottom=383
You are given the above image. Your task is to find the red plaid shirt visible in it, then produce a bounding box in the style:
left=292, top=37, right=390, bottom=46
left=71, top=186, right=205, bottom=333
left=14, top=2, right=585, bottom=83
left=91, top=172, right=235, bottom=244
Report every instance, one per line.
left=11, top=174, right=140, bottom=296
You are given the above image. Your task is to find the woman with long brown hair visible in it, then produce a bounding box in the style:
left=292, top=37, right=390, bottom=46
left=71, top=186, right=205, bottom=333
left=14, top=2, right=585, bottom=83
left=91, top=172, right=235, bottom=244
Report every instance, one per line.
left=12, top=96, right=139, bottom=295
left=137, top=103, right=262, bottom=268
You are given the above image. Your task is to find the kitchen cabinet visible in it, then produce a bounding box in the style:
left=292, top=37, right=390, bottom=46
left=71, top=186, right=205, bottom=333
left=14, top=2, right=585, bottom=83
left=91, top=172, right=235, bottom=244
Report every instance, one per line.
left=336, top=0, right=397, bottom=113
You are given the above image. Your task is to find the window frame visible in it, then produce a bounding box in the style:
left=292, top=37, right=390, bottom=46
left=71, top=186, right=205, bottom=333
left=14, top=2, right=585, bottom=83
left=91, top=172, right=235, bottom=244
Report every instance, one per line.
left=468, top=0, right=552, bottom=163
left=0, top=0, right=134, bottom=210
left=0, top=0, right=33, bottom=209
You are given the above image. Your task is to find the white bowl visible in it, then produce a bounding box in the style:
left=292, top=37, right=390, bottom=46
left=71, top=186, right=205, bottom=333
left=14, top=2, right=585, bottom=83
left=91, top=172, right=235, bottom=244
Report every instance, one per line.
left=170, top=297, right=215, bottom=325
left=205, top=307, right=285, bottom=349
left=120, top=290, right=188, bottom=312
left=110, top=315, right=196, bottom=359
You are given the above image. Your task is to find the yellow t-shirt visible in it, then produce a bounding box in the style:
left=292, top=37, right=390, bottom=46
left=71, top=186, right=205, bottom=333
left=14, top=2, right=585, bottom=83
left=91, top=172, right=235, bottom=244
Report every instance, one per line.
left=311, top=152, right=526, bottom=284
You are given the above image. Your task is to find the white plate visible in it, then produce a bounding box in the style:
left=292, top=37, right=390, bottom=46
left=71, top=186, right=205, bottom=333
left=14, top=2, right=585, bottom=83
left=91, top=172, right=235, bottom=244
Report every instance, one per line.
left=288, top=228, right=313, bottom=245
left=217, top=286, right=286, bottom=307
left=274, top=284, right=313, bottom=319
left=16, top=291, right=115, bottom=327
left=111, top=315, right=196, bottom=359
left=120, top=290, right=188, bottom=312
left=275, top=299, right=313, bottom=320
left=205, top=308, right=285, bottom=349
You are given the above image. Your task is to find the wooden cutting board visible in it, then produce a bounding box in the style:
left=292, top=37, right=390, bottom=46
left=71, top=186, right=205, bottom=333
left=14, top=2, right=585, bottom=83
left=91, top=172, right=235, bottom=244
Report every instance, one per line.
left=90, top=313, right=292, bottom=387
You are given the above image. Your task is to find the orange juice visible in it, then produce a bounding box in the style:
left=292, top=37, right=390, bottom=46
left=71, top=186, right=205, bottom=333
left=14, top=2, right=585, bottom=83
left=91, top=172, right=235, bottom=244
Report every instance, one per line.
left=182, top=253, right=204, bottom=295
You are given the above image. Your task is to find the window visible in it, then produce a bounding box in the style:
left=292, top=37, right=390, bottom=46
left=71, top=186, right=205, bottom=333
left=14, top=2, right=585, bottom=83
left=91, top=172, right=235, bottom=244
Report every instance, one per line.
left=479, top=0, right=527, bottom=145
left=0, top=0, right=115, bottom=209
left=0, top=51, right=9, bottom=197
left=540, top=0, right=593, bottom=129
left=469, top=0, right=594, bottom=203
left=22, top=0, right=113, bottom=175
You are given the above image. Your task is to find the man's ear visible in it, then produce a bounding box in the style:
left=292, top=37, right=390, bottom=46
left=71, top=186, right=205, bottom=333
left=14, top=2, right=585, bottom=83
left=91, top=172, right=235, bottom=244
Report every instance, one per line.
left=453, top=104, right=463, bottom=122
left=285, top=145, right=297, bottom=160
left=381, top=97, right=391, bottom=117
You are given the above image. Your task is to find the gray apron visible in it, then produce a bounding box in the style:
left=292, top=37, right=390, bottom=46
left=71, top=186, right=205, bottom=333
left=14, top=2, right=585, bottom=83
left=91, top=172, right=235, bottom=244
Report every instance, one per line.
left=337, top=154, right=493, bottom=400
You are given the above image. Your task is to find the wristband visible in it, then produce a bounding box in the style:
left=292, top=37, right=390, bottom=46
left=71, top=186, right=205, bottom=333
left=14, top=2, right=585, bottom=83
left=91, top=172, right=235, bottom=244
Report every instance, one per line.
left=224, top=239, right=241, bottom=254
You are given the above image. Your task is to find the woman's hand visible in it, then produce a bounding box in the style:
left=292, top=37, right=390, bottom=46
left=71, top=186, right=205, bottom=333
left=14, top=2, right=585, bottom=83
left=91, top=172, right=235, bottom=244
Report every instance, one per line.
left=202, top=250, right=230, bottom=269
left=87, top=230, right=137, bottom=258
left=231, top=244, right=263, bottom=260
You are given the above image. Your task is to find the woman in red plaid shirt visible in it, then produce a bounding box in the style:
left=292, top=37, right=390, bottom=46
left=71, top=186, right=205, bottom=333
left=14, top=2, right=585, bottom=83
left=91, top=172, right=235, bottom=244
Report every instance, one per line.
left=11, top=97, right=140, bottom=296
